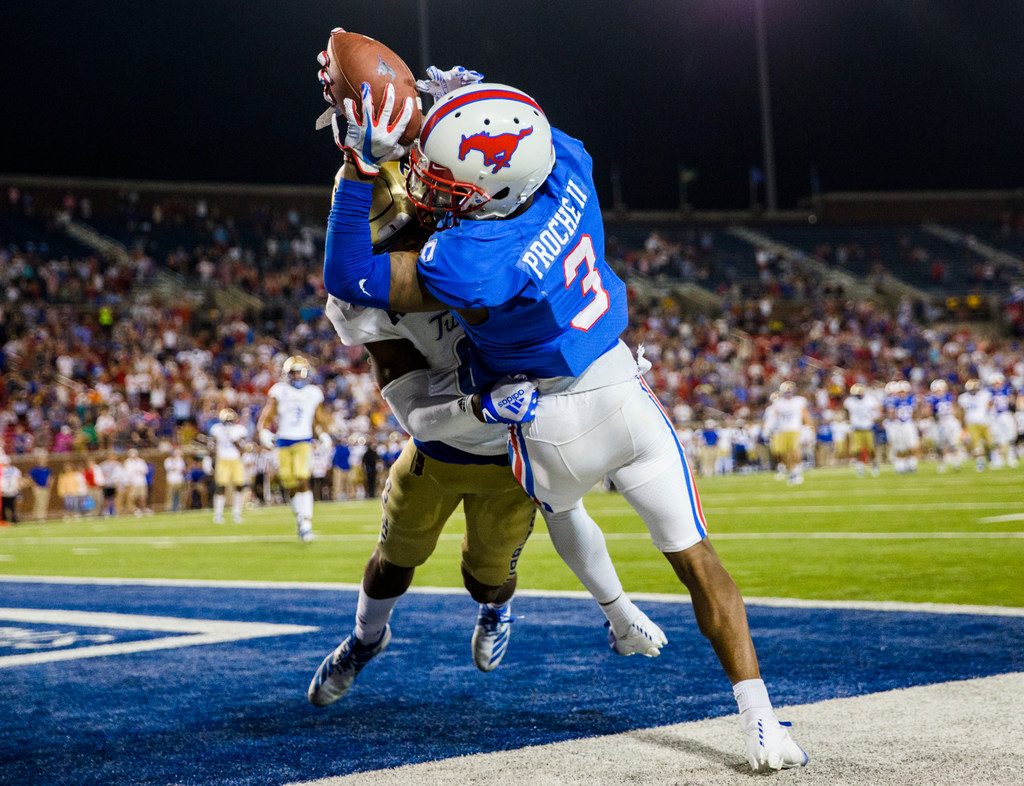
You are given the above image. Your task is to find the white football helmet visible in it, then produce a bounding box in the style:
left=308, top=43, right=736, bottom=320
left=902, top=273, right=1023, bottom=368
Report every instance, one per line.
left=930, top=379, right=948, bottom=394
left=218, top=407, right=237, bottom=423
left=407, top=82, right=555, bottom=222
left=850, top=383, right=866, bottom=397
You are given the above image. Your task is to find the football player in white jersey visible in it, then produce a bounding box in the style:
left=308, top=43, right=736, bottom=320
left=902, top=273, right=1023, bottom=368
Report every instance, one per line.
left=309, top=162, right=666, bottom=708
left=209, top=408, right=250, bottom=524
left=257, top=357, right=334, bottom=540
left=958, top=379, right=993, bottom=471
left=843, top=383, right=881, bottom=477
left=772, top=382, right=814, bottom=485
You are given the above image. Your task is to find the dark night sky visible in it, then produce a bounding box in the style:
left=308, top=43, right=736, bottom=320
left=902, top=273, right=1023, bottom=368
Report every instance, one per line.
left=4, top=1, right=1023, bottom=209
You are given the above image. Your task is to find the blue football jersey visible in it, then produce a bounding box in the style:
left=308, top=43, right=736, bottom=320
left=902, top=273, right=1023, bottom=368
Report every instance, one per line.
left=417, top=129, right=627, bottom=383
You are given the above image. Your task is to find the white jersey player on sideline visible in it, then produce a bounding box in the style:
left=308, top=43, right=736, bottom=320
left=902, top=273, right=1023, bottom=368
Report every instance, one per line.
left=988, top=373, right=1018, bottom=468
left=257, top=356, right=335, bottom=541
left=209, top=408, right=250, bottom=523
left=772, top=382, right=814, bottom=485
left=844, top=383, right=881, bottom=476
left=958, top=379, right=993, bottom=471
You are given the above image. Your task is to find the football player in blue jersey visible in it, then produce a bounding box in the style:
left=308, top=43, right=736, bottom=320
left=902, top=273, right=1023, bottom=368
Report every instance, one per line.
left=309, top=161, right=667, bottom=708
left=316, top=55, right=806, bottom=771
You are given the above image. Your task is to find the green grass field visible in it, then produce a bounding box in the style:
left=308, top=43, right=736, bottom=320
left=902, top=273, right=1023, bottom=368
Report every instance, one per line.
left=2, top=464, right=1022, bottom=607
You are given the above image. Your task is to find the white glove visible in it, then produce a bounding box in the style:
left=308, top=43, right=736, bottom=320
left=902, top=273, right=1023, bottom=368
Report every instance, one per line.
left=340, top=81, right=415, bottom=176
left=318, top=432, right=333, bottom=449
left=259, top=429, right=276, bottom=450
left=479, top=376, right=538, bottom=425
left=415, top=65, right=484, bottom=100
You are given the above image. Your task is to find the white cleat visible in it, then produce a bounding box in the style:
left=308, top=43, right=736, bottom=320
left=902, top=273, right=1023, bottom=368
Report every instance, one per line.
left=740, top=711, right=808, bottom=771
left=607, top=610, right=667, bottom=657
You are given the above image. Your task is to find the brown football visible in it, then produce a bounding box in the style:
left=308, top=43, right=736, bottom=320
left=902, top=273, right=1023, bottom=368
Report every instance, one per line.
left=322, top=30, right=422, bottom=146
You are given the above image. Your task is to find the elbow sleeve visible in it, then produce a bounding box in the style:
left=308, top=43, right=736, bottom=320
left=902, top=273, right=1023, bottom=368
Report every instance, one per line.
left=323, top=177, right=392, bottom=309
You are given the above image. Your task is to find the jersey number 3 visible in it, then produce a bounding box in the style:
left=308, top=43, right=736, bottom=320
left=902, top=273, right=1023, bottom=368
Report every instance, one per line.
left=563, top=234, right=609, bottom=331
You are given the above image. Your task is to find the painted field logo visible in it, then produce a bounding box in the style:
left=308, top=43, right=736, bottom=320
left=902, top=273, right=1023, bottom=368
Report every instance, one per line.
left=459, top=127, right=533, bottom=173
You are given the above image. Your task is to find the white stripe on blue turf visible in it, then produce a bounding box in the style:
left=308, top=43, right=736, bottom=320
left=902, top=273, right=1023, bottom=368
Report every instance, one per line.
left=1, top=576, right=1022, bottom=618
left=0, top=608, right=316, bottom=668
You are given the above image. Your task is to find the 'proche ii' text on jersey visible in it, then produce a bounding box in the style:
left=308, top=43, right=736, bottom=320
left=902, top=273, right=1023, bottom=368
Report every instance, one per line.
left=418, top=129, right=627, bottom=384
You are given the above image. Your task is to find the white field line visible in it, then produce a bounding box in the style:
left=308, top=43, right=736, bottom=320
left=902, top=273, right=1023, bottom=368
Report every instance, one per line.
left=0, top=530, right=1022, bottom=548
left=1, top=575, right=1021, bottom=618
left=0, top=608, right=316, bottom=668
left=599, top=501, right=1024, bottom=514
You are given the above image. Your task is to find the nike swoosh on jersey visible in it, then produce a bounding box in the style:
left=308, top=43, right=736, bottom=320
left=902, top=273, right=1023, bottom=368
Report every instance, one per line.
left=358, top=279, right=371, bottom=297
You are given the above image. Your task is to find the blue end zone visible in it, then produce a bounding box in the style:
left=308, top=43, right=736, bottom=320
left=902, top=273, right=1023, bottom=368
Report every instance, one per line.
left=1, top=580, right=1022, bottom=785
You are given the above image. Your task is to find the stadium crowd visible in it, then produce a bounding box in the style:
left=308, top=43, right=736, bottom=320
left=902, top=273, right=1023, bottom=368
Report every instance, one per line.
left=1, top=186, right=1022, bottom=522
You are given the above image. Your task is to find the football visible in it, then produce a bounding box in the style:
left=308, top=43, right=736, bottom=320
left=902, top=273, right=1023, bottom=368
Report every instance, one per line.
left=320, top=29, right=422, bottom=145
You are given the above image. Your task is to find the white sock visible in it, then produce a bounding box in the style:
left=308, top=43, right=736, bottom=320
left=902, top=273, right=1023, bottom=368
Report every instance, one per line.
left=734, top=678, right=774, bottom=725
left=213, top=494, right=225, bottom=519
left=232, top=493, right=243, bottom=519
left=296, top=490, right=314, bottom=525
left=599, top=593, right=641, bottom=638
left=354, top=589, right=400, bottom=643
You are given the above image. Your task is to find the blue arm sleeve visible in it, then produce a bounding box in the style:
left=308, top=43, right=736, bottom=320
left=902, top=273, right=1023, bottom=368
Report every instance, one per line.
left=323, top=177, right=392, bottom=309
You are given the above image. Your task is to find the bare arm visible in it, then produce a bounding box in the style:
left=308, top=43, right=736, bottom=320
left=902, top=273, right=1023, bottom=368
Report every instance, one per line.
left=256, top=398, right=277, bottom=432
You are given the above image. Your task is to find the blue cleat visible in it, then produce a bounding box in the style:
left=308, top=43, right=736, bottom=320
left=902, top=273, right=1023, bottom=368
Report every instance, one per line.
left=307, top=626, right=391, bottom=707
left=472, top=603, right=513, bottom=672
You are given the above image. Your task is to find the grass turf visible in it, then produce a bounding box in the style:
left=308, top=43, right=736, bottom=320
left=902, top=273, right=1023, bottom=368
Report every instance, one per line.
left=2, top=463, right=1021, bottom=607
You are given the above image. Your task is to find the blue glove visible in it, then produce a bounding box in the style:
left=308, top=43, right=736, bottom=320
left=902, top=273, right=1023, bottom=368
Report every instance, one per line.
left=479, top=376, right=538, bottom=425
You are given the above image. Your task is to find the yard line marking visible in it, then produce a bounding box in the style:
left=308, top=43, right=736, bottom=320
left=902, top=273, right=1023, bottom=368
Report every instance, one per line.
left=979, top=513, right=1024, bottom=523
left=1, top=576, right=1021, bottom=618
left=1, top=531, right=1023, bottom=547
left=596, top=501, right=1024, bottom=514
left=0, top=608, right=316, bottom=668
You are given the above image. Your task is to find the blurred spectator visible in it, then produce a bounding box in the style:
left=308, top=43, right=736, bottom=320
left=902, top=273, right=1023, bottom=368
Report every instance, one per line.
left=28, top=453, right=53, bottom=522
left=1, top=453, right=24, bottom=524
left=164, top=448, right=187, bottom=512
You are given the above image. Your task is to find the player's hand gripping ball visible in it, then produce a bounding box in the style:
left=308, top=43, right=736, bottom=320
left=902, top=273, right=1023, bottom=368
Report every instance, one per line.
left=317, top=28, right=422, bottom=146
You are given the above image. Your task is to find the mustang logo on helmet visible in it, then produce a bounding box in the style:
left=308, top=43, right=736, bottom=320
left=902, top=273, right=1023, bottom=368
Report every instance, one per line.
left=458, top=127, right=533, bottom=174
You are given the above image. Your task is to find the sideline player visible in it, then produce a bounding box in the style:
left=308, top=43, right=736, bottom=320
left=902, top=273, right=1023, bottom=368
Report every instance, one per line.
left=316, top=59, right=805, bottom=771
left=988, top=372, right=1019, bottom=468
left=772, top=382, right=814, bottom=485
left=844, top=383, right=881, bottom=477
left=209, top=408, right=250, bottom=524
left=309, top=163, right=666, bottom=706
left=257, top=356, right=334, bottom=540
left=926, top=379, right=963, bottom=472
left=958, top=378, right=992, bottom=471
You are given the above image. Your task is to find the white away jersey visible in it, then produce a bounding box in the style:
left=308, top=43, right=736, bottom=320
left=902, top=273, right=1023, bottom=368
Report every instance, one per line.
left=269, top=382, right=324, bottom=441
left=325, top=296, right=507, bottom=456
left=210, top=421, right=249, bottom=461
left=958, top=389, right=992, bottom=425
left=773, top=396, right=808, bottom=432
left=844, top=395, right=880, bottom=430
